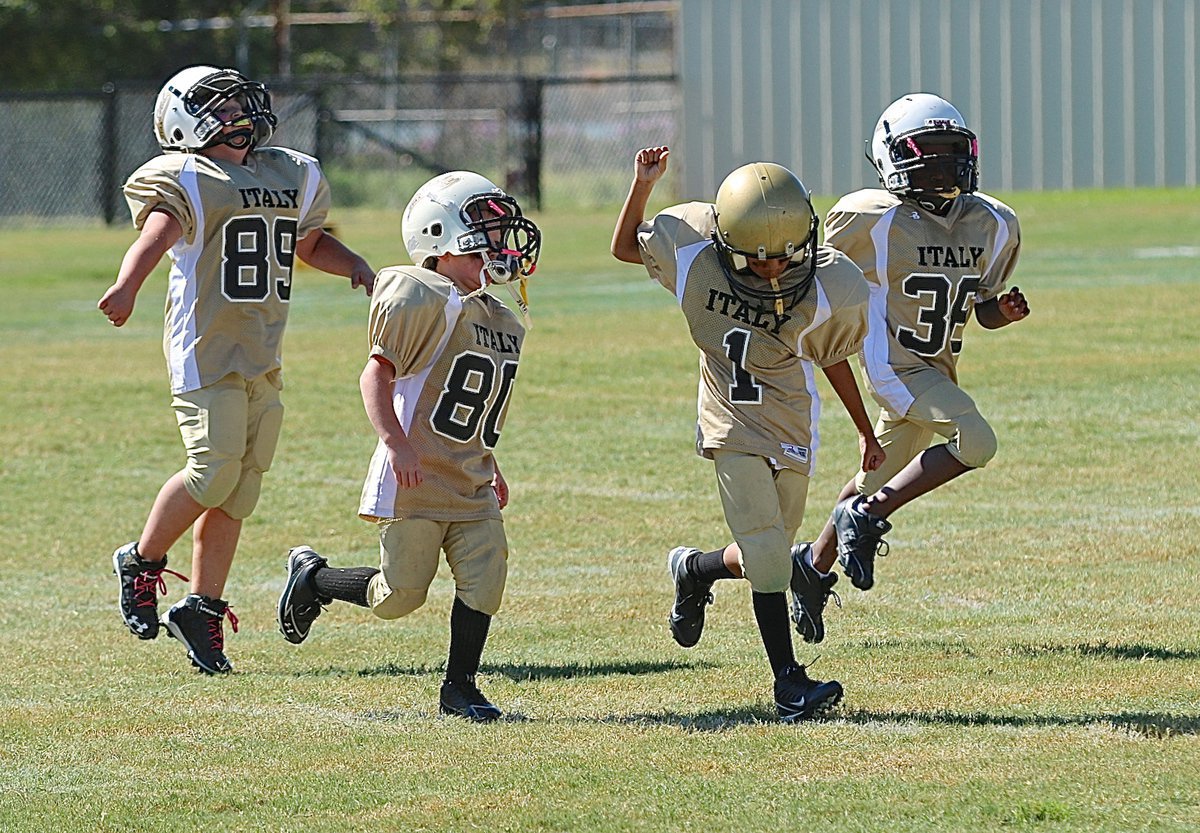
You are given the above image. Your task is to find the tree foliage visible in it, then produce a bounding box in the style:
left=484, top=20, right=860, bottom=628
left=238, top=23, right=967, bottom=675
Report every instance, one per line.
left=0, top=0, right=603, bottom=90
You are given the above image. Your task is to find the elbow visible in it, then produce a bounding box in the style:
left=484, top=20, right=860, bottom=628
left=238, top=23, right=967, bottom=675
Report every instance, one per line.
left=610, top=241, right=639, bottom=264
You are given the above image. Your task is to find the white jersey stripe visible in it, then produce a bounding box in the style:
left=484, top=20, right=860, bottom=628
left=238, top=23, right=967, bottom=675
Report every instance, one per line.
left=862, top=206, right=915, bottom=416
left=675, top=239, right=709, bottom=305
left=166, top=156, right=203, bottom=394
left=977, top=202, right=1010, bottom=295
left=295, top=155, right=321, bottom=227
left=798, top=280, right=834, bottom=473
left=358, top=289, right=464, bottom=519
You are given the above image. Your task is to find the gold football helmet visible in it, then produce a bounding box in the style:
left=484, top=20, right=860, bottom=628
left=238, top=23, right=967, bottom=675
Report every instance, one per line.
left=712, top=162, right=819, bottom=314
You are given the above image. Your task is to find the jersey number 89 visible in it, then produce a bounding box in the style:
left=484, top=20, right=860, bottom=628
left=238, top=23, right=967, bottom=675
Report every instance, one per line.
left=221, top=216, right=298, bottom=302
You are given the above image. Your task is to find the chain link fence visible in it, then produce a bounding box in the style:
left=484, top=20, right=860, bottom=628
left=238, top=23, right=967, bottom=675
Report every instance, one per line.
left=0, top=73, right=677, bottom=227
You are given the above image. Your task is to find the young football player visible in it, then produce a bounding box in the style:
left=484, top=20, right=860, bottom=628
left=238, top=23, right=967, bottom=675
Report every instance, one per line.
left=100, top=65, right=375, bottom=674
left=611, top=147, right=884, bottom=722
left=276, top=171, right=541, bottom=722
left=789, top=93, right=1030, bottom=645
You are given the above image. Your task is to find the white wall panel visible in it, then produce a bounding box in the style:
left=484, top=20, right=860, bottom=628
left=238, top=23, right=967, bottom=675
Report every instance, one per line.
left=677, top=0, right=1200, bottom=198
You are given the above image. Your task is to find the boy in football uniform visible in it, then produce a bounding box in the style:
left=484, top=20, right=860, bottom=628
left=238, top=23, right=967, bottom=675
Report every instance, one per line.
left=276, top=171, right=541, bottom=722
left=611, top=147, right=883, bottom=722
left=100, top=65, right=375, bottom=674
left=790, top=93, right=1030, bottom=645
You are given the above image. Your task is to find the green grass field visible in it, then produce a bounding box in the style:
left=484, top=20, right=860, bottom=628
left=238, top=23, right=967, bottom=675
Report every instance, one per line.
left=1, top=188, right=1198, bottom=832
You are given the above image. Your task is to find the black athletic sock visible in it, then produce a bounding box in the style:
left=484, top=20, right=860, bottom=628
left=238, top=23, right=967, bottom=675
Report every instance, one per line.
left=689, top=548, right=736, bottom=582
left=445, top=597, right=492, bottom=683
left=752, top=591, right=796, bottom=677
left=311, top=566, right=379, bottom=608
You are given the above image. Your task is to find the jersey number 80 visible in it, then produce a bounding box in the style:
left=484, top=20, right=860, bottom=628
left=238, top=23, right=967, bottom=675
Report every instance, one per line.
left=430, top=351, right=518, bottom=449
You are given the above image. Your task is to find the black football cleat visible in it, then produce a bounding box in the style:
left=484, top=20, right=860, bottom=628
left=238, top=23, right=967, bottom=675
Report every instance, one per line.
left=774, top=663, right=843, bottom=723
left=439, top=677, right=502, bottom=722
left=278, top=545, right=331, bottom=645
left=112, top=542, right=187, bottom=640
left=832, top=496, right=891, bottom=590
left=162, top=594, right=237, bottom=675
left=788, top=543, right=840, bottom=644
left=666, top=546, right=714, bottom=648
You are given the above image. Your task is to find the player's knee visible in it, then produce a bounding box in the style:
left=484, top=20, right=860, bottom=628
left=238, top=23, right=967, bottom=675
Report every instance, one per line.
left=457, top=556, right=507, bottom=616
left=954, top=413, right=998, bottom=468
left=740, top=549, right=791, bottom=594
left=183, top=456, right=242, bottom=508
left=220, top=471, right=262, bottom=520
left=370, top=586, right=429, bottom=620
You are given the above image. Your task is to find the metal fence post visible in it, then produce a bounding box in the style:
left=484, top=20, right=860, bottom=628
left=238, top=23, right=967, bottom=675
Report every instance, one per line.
left=519, top=76, right=544, bottom=210
left=101, top=82, right=118, bottom=225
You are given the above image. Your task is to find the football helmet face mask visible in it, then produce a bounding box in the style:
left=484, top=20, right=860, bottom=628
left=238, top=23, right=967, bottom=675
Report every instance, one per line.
left=154, top=65, right=276, bottom=152
left=402, top=171, right=541, bottom=286
left=868, top=93, right=978, bottom=212
left=712, top=162, right=819, bottom=315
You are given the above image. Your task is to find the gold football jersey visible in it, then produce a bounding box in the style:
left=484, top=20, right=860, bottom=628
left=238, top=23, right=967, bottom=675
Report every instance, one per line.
left=123, top=147, right=331, bottom=394
left=358, top=267, right=525, bottom=522
left=638, top=202, right=869, bottom=475
left=825, top=189, right=1021, bottom=415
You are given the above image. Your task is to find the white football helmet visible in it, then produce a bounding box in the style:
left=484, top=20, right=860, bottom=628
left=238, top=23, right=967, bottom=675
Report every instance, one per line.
left=402, top=171, right=541, bottom=285
left=868, top=93, right=978, bottom=209
left=154, top=65, right=276, bottom=152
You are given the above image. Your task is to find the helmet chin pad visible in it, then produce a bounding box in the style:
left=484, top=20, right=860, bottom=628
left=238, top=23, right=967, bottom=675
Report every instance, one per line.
left=481, top=253, right=522, bottom=284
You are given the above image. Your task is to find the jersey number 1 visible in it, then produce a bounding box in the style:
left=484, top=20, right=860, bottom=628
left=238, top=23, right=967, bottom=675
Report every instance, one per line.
left=723, top=328, right=763, bottom=404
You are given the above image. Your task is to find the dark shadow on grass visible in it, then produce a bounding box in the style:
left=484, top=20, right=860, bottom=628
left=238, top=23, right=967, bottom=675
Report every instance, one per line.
left=1014, top=641, right=1200, bottom=662
left=839, top=707, right=1199, bottom=737
left=482, top=657, right=716, bottom=682
left=293, top=661, right=439, bottom=678
left=357, top=709, right=533, bottom=724
left=291, top=657, right=715, bottom=681
left=595, top=705, right=782, bottom=730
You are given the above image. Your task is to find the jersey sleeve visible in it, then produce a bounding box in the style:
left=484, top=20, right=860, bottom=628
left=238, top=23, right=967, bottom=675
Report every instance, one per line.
left=296, top=157, right=332, bottom=239
left=975, top=197, right=1022, bottom=302
left=367, top=268, right=450, bottom=379
left=123, top=156, right=196, bottom=242
left=801, top=251, right=870, bottom=367
left=637, top=201, right=715, bottom=293
left=824, top=191, right=890, bottom=287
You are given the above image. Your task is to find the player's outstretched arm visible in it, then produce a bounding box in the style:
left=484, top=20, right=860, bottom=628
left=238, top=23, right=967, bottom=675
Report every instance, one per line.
left=821, top=359, right=885, bottom=473
left=98, top=209, right=182, bottom=327
left=975, top=286, right=1030, bottom=329
left=611, top=146, right=670, bottom=263
left=296, top=228, right=376, bottom=294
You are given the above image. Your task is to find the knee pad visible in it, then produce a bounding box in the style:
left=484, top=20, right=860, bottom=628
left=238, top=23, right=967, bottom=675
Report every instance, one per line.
left=183, top=455, right=241, bottom=508
left=952, top=411, right=998, bottom=468
left=456, top=554, right=507, bottom=616
left=738, top=537, right=792, bottom=594
left=220, top=470, right=262, bottom=520
left=370, top=581, right=429, bottom=620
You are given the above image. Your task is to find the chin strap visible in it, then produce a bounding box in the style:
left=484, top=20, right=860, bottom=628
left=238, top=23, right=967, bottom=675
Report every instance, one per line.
left=505, top=278, right=532, bottom=330
left=216, top=116, right=255, bottom=150
left=462, top=268, right=533, bottom=330
left=915, top=190, right=958, bottom=214
left=769, top=278, right=784, bottom=316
